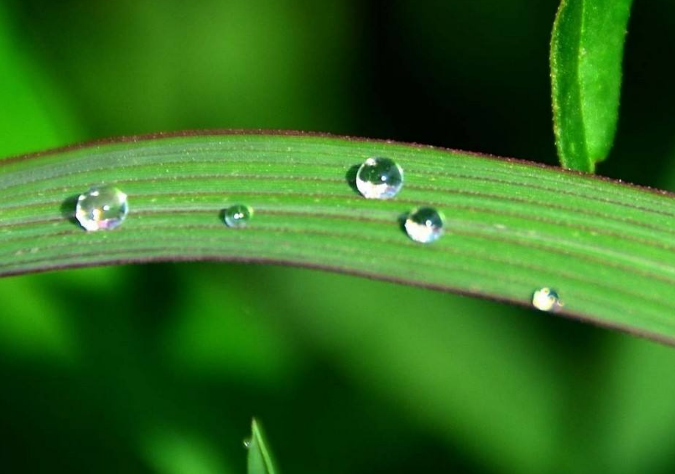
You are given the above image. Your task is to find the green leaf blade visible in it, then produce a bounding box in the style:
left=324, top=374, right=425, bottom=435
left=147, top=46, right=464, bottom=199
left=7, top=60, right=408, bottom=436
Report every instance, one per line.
left=247, top=419, right=278, bottom=474
left=551, top=0, right=633, bottom=172
left=2, top=132, right=675, bottom=344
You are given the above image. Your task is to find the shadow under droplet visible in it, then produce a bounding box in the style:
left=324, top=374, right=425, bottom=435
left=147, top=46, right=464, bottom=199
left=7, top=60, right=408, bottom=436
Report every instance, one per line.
left=345, top=164, right=361, bottom=195
left=397, top=212, right=409, bottom=236
left=60, top=195, right=81, bottom=227
left=218, top=208, right=228, bottom=224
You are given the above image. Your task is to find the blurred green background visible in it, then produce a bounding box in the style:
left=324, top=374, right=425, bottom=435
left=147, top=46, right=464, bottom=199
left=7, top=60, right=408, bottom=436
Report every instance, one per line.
left=1, top=1, right=675, bottom=473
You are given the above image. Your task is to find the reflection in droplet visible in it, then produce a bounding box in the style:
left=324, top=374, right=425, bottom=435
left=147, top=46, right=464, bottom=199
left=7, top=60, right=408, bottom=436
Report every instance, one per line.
left=532, top=287, right=563, bottom=312
left=404, top=207, right=444, bottom=243
left=223, top=204, right=253, bottom=228
left=355, top=157, right=404, bottom=199
left=75, top=185, right=128, bottom=231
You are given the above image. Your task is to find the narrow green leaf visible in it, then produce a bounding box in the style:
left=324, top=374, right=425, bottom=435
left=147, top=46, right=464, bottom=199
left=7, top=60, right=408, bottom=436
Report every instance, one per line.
left=2, top=132, right=675, bottom=344
left=550, top=0, right=633, bottom=172
left=247, top=419, right=277, bottom=474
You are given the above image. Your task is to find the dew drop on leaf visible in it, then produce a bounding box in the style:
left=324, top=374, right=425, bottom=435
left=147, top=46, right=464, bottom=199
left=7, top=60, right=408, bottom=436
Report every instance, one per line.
left=531, top=287, right=563, bottom=312
left=75, top=185, right=128, bottom=231
left=223, top=204, right=253, bottom=228
left=355, top=157, right=404, bottom=199
left=404, top=207, right=444, bottom=243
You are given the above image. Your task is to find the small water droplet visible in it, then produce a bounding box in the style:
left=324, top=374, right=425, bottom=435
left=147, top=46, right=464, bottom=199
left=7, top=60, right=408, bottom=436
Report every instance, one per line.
left=223, top=204, right=253, bottom=228
left=404, top=207, right=444, bottom=243
left=243, top=438, right=251, bottom=449
left=355, top=157, right=403, bottom=199
left=75, top=185, right=128, bottom=231
left=532, top=287, right=563, bottom=312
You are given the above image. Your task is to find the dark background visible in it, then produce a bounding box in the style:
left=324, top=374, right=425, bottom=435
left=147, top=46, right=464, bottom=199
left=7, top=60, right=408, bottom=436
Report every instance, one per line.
left=1, top=1, right=675, bottom=473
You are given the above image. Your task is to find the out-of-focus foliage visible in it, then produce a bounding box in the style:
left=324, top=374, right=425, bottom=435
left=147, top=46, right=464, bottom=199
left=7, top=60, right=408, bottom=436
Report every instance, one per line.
left=0, top=3, right=81, bottom=156
left=1, top=0, right=675, bottom=473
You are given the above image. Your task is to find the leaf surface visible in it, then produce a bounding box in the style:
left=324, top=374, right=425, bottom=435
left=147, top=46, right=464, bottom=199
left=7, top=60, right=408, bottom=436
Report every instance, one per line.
left=2, top=131, right=675, bottom=343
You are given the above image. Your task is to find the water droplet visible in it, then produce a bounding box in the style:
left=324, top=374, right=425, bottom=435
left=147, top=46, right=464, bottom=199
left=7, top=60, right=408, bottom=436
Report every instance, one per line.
left=355, top=157, right=403, bottom=199
left=75, top=185, right=128, bottom=231
left=243, top=438, right=251, bottom=449
left=223, top=204, right=253, bottom=228
left=531, top=288, right=563, bottom=312
left=404, top=207, right=444, bottom=243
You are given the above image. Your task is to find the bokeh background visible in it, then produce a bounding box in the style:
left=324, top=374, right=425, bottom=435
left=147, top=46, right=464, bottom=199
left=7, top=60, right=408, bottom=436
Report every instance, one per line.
left=1, top=1, right=675, bottom=473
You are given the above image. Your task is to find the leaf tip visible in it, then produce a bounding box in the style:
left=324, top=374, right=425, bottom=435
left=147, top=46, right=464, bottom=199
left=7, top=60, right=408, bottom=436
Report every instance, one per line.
left=247, top=417, right=278, bottom=474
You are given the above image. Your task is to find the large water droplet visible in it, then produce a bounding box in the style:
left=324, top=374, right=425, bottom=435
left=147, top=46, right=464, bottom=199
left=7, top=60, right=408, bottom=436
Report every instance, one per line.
left=223, top=204, right=253, bottom=228
left=531, top=288, right=563, bottom=312
left=404, top=207, right=444, bottom=243
left=75, top=185, right=128, bottom=231
left=355, top=157, right=403, bottom=199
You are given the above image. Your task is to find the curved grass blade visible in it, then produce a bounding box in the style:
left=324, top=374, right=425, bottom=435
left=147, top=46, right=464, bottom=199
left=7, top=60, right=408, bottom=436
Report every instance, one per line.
left=550, top=0, right=633, bottom=172
left=1, top=131, right=675, bottom=344
left=247, top=419, right=278, bottom=474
